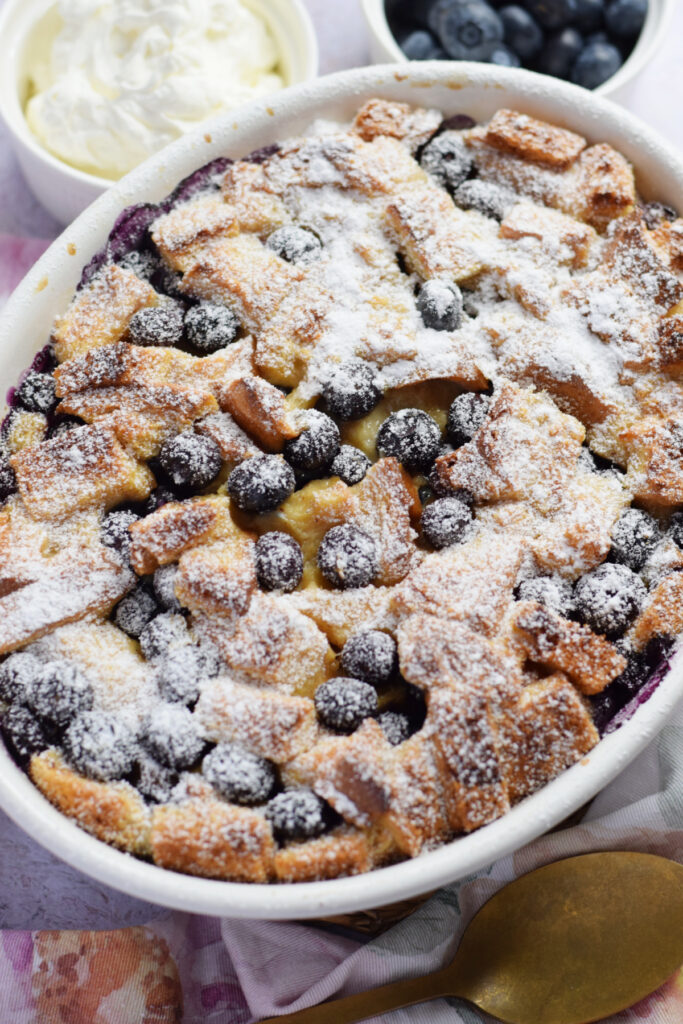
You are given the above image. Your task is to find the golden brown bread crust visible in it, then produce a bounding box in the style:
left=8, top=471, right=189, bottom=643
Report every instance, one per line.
left=484, top=109, right=586, bottom=169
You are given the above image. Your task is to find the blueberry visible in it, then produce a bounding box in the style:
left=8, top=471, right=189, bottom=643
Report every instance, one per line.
left=642, top=202, right=678, bottom=230
left=153, top=563, right=181, bottom=612
left=144, top=704, right=205, bottom=770
left=453, top=179, right=516, bottom=220
left=114, top=586, right=158, bottom=638
left=118, top=250, right=160, bottom=281
left=490, top=43, right=521, bottom=64
left=376, top=408, right=441, bottom=472
left=202, top=742, right=277, bottom=805
left=524, top=0, right=577, bottom=29
left=127, top=304, right=185, bottom=347
left=145, top=486, right=177, bottom=513
left=432, top=0, right=504, bottom=61
left=283, top=411, right=340, bottom=475
left=314, top=677, right=378, bottom=733
left=421, top=495, right=472, bottom=549
left=420, top=131, right=474, bottom=191
left=419, top=484, right=435, bottom=504
left=139, top=613, right=191, bottom=661
left=670, top=511, right=683, bottom=549
left=135, top=753, right=179, bottom=804
left=317, top=524, right=378, bottom=590
left=499, top=5, right=544, bottom=59
left=400, top=29, right=444, bottom=59
left=255, top=532, right=304, bottom=593
left=1, top=705, right=49, bottom=764
left=0, top=457, right=16, bottom=503
left=49, top=415, right=82, bottom=439
left=227, top=454, right=296, bottom=513
left=417, top=279, right=464, bottom=332
left=609, top=509, right=661, bottom=572
left=447, top=392, right=490, bottom=446
left=396, top=0, right=439, bottom=28
left=265, top=788, right=336, bottom=842
left=26, top=661, right=94, bottom=730
left=341, top=631, right=398, bottom=685
left=159, top=431, right=222, bottom=490
left=63, top=711, right=139, bottom=781
left=101, top=508, right=140, bottom=559
left=604, top=0, right=646, bottom=36
left=15, top=371, right=57, bottom=415
left=321, top=359, right=383, bottom=421
left=266, top=227, right=322, bottom=266
left=516, top=576, right=575, bottom=617
left=156, top=645, right=213, bottom=705
left=574, top=563, right=646, bottom=637
left=571, top=39, right=622, bottom=88
left=0, top=652, right=42, bottom=704
left=573, top=0, right=605, bottom=32
left=377, top=711, right=411, bottom=746
left=185, top=303, right=240, bottom=354
left=536, top=27, right=584, bottom=78
left=330, top=445, right=370, bottom=485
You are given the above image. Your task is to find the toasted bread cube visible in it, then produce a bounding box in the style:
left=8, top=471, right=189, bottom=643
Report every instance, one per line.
left=500, top=201, right=597, bottom=268
left=53, top=265, right=158, bottom=362
left=219, top=375, right=300, bottom=450
left=12, top=424, right=154, bottom=520
left=352, top=99, right=441, bottom=152
left=176, top=538, right=256, bottom=618
left=254, top=279, right=331, bottom=387
left=196, top=677, right=317, bottom=763
left=383, top=733, right=451, bottom=855
left=274, top=828, right=375, bottom=882
left=129, top=497, right=227, bottom=574
left=195, top=411, right=259, bottom=463
left=3, top=410, right=47, bottom=453
left=573, top=144, right=636, bottom=230
left=151, top=194, right=239, bottom=272
left=192, top=336, right=255, bottom=389
left=604, top=212, right=683, bottom=313
left=350, top=458, right=420, bottom=586
left=289, top=586, right=396, bottom=647
left=623, top=417, right=683, bottom=507
left=54, top=341, right=133, bottom=395
left=151, top=799, right=275, bottom=881
left=58, top=381, right=217, bottom=428
left=465, top=127, right=570, bottom=210
left=31, top=750, right=150, bottom=855
left=657, top=316, right=683, bottom=373
left=628, top=572, right=683, bottom=651
left=321, top=133, right=428, bottom=197
left=485, top=109, right=585, bottom=169
left=650, top=218, right=683, bottom=272
left=397, top=612, right=516, bottom=691
left=511, top=601, right=627, bottom=694
left=220, top=160, right=290, bottom=233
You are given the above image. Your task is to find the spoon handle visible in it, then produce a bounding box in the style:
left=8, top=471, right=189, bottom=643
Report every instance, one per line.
left=256, top=968, right=454, bottom=1024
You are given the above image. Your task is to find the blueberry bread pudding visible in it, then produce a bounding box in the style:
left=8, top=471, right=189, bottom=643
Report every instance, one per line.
left=2, top=100, right=682, bottom=884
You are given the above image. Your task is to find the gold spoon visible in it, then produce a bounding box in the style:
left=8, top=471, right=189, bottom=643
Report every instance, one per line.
left=258, top=852, right=683, bottom=1024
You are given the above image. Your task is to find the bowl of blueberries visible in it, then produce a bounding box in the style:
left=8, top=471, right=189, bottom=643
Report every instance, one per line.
left=362, top=0, right=672, bottom=96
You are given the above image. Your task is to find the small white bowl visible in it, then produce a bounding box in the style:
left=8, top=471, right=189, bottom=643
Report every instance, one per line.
left=361, top=0, right=674, bottom=101
left=0, top=0, right=318, bottom=226
left=0, top=62, right=682, bottom=920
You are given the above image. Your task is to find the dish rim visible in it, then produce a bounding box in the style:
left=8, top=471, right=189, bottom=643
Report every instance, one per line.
left=1, top=61, right=682, bottom=919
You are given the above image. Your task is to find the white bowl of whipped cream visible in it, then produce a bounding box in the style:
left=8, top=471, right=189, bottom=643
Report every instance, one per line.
left=0, top=0, right=318, bottom=224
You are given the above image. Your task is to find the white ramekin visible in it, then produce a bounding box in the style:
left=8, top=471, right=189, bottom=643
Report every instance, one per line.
left=1, top=63, right=682, bottom=920
left=361, top=0, right=674, bottom=102
left=0, top=0, right=318, bottom=226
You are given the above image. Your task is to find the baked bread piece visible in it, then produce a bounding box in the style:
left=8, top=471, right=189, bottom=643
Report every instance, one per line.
left=1, top=101, right=681, bottom=886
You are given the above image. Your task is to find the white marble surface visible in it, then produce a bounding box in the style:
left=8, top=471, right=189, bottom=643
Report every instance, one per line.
left=0, top=0, right=682, bottom=930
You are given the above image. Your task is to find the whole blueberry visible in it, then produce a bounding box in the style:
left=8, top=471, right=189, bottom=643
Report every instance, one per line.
left=490, top=44, right=521, bottom=64
left=135, top=753, right=179, bottom=804
left=604, top=0, right=646, bottom=36
left=202, top=743, right=277, bottom=805
left=127, top=304, right=185, bottom=347
left=156, top=645, right=213, bottom=705
left=573, top=0, right=605, bottom=32
left=255, top=532, right=304, bottom=592
left=420, top=131, right=474, bottom=191
left=185, top=303, right=240, bottom=353
left=499, top=5, right=544, bottom=59
left=341, top=630, right=398, bottom=685
left=101, top=508, right=140, bottom=560
left=330, top=445, right=371, bottom=485
left=114, top=586, right=158, bottom=638
left=421, top=495, right=472, bottom=549
left=266, top=227, right=322, bottom=266
left=377, top=711, right=411, bottom=746
left=15, top=371, right=57, bottom=414
left=265, top=788, right=335, bottom=842
left=317, top=524, right=378, bottom=590
left=433, top=0, right=504, bottom=61
left=400, top=29, right=444, bottom=59
left=153, top=563, right=182, bottom=612
left=571, top=39, right=622, bottom=88
left=516, top=576, right=575, bottom=617
left=139, top=613, right=191, bottom=662
left=0, top=652, right=42, bottom=704
left=642, top=201, right=678, bottom=230
left=376, top=408, right=441, bottom=472
left=417, top=279, right=464, bottom=332
left=0, top=458, right=16, bottom=503
left=227, top=454, right=296, bottom=513
left=26, top=661, right=94, bottom=730
left=63, top=710, right=139, bottom=781
left=524, top=0, right=578, bottom=29
left=453, top=179, right=516, bottom=220
left=159, top=431, right=222, bottom=490
left=536, top=27, right=584, bottom=78
left=670, top=511, right=683, bottom=549
left=284, top=411, right=340, bottom=475
left=447, top=392, right=490, bottom=446
left=574, top=563, right=646, bottom=637
left=1, top=704, right=49, bottom=764
left=609, top=509, right=661, bottom=572
left=314, top=677, right=379, bottom=733
left=143, top=704, right=205, bottom=770
left=322, top=359, right=383, bottom=421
